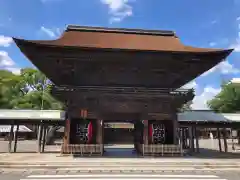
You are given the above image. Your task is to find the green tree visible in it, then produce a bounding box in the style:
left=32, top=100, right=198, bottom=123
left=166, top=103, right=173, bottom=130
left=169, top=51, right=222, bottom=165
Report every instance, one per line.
left=208, top=82, right=240, bottom=144
left=0, top=70, right=23, bottom=108
left=207, top=82, right=240, bottom=113
left=180, top=101, right=192, bottom=112
left=0, top=68, right=63, bottom=144
left=10, top=68, right=63, bottom=110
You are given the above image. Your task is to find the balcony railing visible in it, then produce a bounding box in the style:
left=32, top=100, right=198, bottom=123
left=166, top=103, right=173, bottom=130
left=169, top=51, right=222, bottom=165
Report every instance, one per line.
left=52, top=85, right=193, bottom=97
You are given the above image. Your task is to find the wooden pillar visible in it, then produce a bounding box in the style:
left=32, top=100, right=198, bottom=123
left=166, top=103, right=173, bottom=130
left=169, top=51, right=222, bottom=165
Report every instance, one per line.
left=41, top=125, right=47, bottom=153
left=101, top=120, right=104, bottom=154
left=189, top=126, right=194, bottom=153
left=195, top=127, right=200, bottom=153
left=182, top=127, right=186, bottom=148
left=173, top=118, right=179, bottom=145
left=184, top=128, right=188, bottom=148
left=133, top=121, right=137, bottom=151
left=64, top=118, right=71, bottom=146
left=96, top=120, right=102, bottom=144
left=8, top=122, right=14, bottom=153
left=231, top=128, right=235, bottom=151
left=192, top=126, right=196, bottom=152
left=37, top=123, right=43, bottom=153
left=223, top=128, right=228, bottom=153
left=187, top=127, right=190, bottom=148
left=143, top=120, right=148, bottom=145
left=217, top=128, right=222, bottom=152
left=96, top=120, right=103, bottom=155
left=179, top=127, right=183, bottom=154
left=13, top=124, right=19, bottom=153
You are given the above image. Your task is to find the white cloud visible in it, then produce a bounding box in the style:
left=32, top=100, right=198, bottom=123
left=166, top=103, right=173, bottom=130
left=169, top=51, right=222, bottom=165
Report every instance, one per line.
left=0, top=51, right=15, bottom=67
left=0, top=35, right=13, bottom=47
left=191, top=86, right=221, bottom=110
left=201, top=61, right=239, bottom=77
left=209, top=42, right=216, bottom=47
left=101, top=0, right=134, bottom=23
left=5, top=67, right=21, bottom=75
left=40, top=26, right=61, bottom=38
left=229, top=20, right=240, bottom=52
left=211, top=20, right=218, bottom=24
left=0, top=51, right=20, bottom=74
left=231, top=78, right=240, bottom=83
left=229, top=38, right=240, bottom=52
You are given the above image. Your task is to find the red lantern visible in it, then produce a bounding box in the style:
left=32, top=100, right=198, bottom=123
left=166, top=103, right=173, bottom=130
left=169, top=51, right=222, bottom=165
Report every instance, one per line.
left=148, top=124, right=153, bottom=139
left=87, top=121, right=93, bottom=144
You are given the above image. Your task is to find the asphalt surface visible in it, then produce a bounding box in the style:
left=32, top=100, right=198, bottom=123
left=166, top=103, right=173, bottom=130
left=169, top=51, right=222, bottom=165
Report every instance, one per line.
left=0, top=140, right=240, bottom=180
left=1, top=170, right=240, bottom=180
left=0, top=139, right=240, bottom=154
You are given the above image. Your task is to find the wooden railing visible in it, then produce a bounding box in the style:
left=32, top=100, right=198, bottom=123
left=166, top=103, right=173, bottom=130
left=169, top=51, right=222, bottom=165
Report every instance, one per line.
left=61, top=144, right=103, bottom=156
left=142, top=144, right=184, bottom=156
left=52, top=85, right=193, bottom=96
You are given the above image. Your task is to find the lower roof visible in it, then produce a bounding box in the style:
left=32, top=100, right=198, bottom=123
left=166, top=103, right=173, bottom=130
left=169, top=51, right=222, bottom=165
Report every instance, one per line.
left=0, top=125, right=32, bottom=132
left=0, top=110, right=239, bottom=123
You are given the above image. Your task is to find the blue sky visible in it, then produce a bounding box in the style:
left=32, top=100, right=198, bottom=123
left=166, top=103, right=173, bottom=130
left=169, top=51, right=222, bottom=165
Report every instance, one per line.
left=0, top=0, right=240, bottom=109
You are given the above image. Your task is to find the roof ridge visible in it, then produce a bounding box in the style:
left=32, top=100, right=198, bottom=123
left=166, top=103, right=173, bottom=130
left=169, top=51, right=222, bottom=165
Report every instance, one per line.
left=66, top=25, right=176, bottom=37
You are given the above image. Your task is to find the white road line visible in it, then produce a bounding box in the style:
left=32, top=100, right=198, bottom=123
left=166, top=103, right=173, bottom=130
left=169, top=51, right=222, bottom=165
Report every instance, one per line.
left=27, top=174, right=219, bottom=178
left=21, top=179, right=227, bottom=180
left=55, top=167, right=197, bottom=171
left=4, top=164, right=239, bottom=167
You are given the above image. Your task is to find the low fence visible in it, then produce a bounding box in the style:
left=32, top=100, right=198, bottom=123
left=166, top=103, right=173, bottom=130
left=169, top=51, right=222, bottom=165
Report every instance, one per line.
left=61, top=144, right=103, bottom=156
left=142, top=144, right=184, bottom=156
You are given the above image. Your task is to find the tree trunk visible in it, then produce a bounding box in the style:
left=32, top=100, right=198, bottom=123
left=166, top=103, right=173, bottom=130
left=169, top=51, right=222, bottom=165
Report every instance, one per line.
left=45, top=126, right=59, bottom=145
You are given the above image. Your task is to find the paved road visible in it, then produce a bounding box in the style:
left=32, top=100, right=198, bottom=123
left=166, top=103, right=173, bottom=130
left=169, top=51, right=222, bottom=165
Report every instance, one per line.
left=0, top=139, right=239, bottom=154
left=1, top=171, right=240, bottom=180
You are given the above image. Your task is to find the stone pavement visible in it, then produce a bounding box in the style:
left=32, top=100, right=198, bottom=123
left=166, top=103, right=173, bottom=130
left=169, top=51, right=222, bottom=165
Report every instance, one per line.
left=1, top=152, right=240, bottom=163
left=1, top=153, right=240, bottom=174
left=0, top=152, right=240, bottom=163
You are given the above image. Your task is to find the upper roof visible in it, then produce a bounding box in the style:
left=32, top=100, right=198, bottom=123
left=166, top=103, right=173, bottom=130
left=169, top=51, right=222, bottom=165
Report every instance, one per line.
left=13, top=25, right=234, bottom=89
left=13, top=25, right=233, bottom=53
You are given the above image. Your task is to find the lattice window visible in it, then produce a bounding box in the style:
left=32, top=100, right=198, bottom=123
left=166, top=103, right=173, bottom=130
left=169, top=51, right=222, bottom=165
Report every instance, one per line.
left=76, top=124, right=88, bottom=143
left=153, top=123, right=166, bottom=144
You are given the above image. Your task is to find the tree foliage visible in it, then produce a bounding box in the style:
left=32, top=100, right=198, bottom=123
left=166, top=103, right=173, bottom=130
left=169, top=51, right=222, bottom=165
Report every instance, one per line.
left=207, top=82, right=240, bottom=113
left=180, top=101, right=192, bottom=112
left=0, top=68, right=63, bottom=110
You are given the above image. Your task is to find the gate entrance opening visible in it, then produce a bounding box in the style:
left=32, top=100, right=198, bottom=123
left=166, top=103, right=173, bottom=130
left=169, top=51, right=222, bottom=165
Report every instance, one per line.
left=103, top=121, right=135, bottom=157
